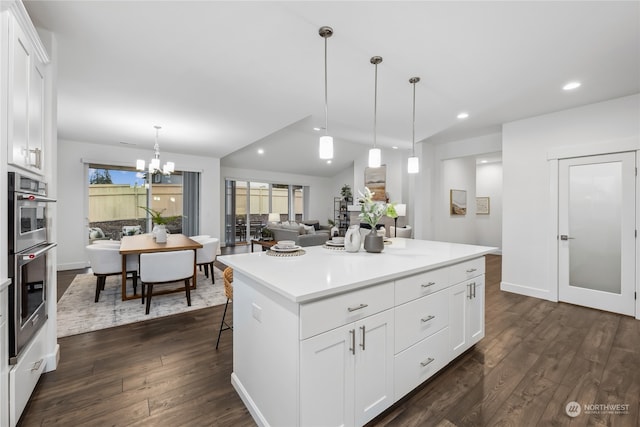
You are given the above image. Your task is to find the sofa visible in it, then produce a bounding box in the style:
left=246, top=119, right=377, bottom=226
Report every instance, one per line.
left=267, top=220, right=330, bottom=247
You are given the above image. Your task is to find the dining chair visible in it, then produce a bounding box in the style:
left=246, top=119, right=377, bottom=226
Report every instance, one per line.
left=86, top=245, right=138, bottom=302
left=139, top=250, right=195, bottom=315
left=390, top=225, right=413, bottom=238
left=216, top=267, right=233, bottom=349
left=195, top=237, right=220, bottom=284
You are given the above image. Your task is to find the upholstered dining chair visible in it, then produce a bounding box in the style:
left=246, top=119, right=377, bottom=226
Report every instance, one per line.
left=139, top=250, right=194, bottom=315
left=390, top=225, right=413, bottom=238
left=86, top=244, right=138, bottom=302
left=216, top=267, right=234, bottom=349
left=195, top=237, right=220, bottom=284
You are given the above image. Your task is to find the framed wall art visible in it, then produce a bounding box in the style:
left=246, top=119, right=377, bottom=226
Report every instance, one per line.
left=476, top=196, right=490, bottom=215
left=450, top=189, right=467, bottom=215
left=364, top=165, right=387, bottom=202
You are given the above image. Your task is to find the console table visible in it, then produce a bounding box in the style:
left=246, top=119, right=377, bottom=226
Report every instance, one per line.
left=250, top=239, right=276, bottom=252
left=219, top=239, right=495, bottom=427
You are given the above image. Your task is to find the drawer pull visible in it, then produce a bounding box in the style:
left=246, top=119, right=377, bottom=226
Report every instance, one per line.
left=420, top=357, right=435, bottom=367
left=421, top=282, right=436, bottom=288
left=421, top=315, right=436, bottom=323
left=347, top=303, right=368, bottom=312
left=360, top=325, right=366, bottom=351
left=466, top=268, right=477, bottom=273
left=31, top=359, right=43, bottom=372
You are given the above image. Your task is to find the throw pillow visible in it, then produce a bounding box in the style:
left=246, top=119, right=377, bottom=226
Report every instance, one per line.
left=281, top=221, right=290, bottom=226
left=303, top=224, right=316, bottom=235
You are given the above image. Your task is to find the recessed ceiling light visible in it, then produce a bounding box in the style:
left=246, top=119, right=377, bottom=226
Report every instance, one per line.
left=392, top=146, right=398, bottom=150
left=563, top=81, right=581, bottom=91
left=257, top=148, right=264, bottom=154
left=313, top=127, right=321, bottom=131
left=457, top=112, right=469, bottom=119
left=326, top=160, right=332, bottom=164
left=480, top=160, right=488, bottom=164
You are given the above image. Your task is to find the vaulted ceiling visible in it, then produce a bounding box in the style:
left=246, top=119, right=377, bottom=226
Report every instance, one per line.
left=24, top=1, right=640, bottom=177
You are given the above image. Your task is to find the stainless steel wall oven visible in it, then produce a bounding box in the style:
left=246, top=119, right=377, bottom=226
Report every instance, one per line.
left=8, top=172, right=56, bottom=364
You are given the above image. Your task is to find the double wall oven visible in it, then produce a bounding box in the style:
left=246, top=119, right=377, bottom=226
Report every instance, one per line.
left=8, top=172, right=56, bottom=364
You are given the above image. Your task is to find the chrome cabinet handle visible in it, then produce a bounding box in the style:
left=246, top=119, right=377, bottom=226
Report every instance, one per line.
left=421, top=281, right=436, bottom=288
left=347, top=303, right=368, bottom=312
left=472, top=282, right=476, bottom=298
left=466, top=268, right=477, bottom=273
left=360, top=325, right=366, bottom=351
left=467, top=283, right=472, bottom=299
left=420, top=357, right=435, bottom=367
left=31, top=359, right=43, bottom=372
left=421, top=315, right=435, bottom=323
left=349, top=329, right=355, bottom=355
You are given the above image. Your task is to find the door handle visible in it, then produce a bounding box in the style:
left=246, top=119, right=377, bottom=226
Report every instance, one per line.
left=560, top=235, right=575, bottom=240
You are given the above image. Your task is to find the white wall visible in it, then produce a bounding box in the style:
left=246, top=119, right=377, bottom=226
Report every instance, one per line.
left=435, top=157, right=477, bottom=244
left=502, top=93, right=640, bottom=300
left=57, top=139, right=221, bottom=270
left=476, top=162, right=503, bottom=250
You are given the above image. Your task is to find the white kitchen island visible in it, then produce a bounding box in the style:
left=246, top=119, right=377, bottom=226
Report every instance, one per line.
left=219, top=238, right=496, bottom=427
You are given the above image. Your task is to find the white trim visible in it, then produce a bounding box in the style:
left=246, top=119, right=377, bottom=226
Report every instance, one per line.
left=500, top=281, right=556, bottom=302
left=636, top=150, right=640, bottom=320
left=548, top=159, right=559, bottom=302
left=547, top=137, right=640, bottom=160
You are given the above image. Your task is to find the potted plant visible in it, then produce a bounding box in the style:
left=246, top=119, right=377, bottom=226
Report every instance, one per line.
left=327, top=218, right=339, bottom=237
left=139, top=206, right=180, bottom=242
left=341, top=184, right=352, bottom=201
left=357, top=187, right=391, bottom=253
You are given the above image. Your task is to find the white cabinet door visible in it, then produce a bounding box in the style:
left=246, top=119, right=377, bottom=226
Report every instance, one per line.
left=300, top=309, right=394, bottom=427
left=468, top=276, right=485, bottom=345
left=449, top=276, right=485, bottom=359
left=0, top=284, right=8, bottom=427
left=449, top=281, right=469, bottom=358
left=300, top=324, right=355, bottom=427
left=354, top=309, right=394, bottom=426
left=6, top=12, right=46, bottom=174
left=8, top=17, right=30, bottom=169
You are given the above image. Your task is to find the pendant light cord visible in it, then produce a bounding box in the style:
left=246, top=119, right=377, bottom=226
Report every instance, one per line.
left=373, top=63, right=378, bottom=149
left=412, top=81, right=416, bottom=156
left=324, top=36, right=329, bottom=135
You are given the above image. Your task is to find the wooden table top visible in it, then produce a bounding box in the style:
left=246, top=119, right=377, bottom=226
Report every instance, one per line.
left=119, top=233, right=202, bottom=254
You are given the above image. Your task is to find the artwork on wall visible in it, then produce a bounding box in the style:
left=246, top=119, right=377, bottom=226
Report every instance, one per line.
left=476, top=197, right=490, bottom=214
left=364, top=165, right=387, bottom=202
left=450, top=189, right=467, bottom=215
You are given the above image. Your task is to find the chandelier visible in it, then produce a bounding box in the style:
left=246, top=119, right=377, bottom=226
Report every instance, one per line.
left=136, top=125, right=175, bottom=175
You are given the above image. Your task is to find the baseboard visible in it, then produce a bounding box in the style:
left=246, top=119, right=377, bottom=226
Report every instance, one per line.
left=231, top=372, right=270, bottom=427
left=44, top=344, right=60, bottom=373
left=500, top=281, right=557, bottom=302
left=57, top=261, right=89, bottom=271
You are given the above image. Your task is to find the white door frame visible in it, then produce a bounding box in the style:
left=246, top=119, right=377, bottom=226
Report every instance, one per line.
left=547, top=137, right=639, bottom=319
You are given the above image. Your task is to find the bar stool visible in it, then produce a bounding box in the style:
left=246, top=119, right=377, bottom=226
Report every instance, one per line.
left=216, top=267, right=233, bottom=349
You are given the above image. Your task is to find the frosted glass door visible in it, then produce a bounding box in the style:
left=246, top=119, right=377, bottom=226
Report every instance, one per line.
left=558, top=152, right=635, bottom=316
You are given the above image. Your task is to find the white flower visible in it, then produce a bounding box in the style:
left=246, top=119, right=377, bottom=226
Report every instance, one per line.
left=357, top=187, right=388, bottom=228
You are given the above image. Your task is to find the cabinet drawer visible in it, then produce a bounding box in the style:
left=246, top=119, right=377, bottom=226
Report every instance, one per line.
left=300, top=282, right=394, bottom=339
left=394, top=327, right=450, bottom=401
left=394, top=289, right=448, bottom=353
left=395, top=266, right=449, bottom=305
left=449, top=257, right=485, bottom=285
left=10, top=325, right=47, bottom=422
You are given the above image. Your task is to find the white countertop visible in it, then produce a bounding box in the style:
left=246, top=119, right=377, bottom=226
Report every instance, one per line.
left=219, top=239, right=496, bottom=303
left=0, top=278, right=10, bottom=292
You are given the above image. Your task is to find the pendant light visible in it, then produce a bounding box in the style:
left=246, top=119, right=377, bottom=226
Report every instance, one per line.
left=368, top=56, right=383, bottom=168
left=407, top=77, right=420, bottom=174
left=318, top=26, right=333, bottom=160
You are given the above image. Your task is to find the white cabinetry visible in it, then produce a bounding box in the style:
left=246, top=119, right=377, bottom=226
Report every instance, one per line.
left=3, top=5, right=48, bottom=175
left=300, top=283, right=394, bottom=427
left=1, top=281, right=9, bottom=427
left=449, top=265, right=485, bottom=359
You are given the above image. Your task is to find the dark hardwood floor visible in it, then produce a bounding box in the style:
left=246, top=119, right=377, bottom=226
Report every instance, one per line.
left=19, top=253, right=640, bottom=426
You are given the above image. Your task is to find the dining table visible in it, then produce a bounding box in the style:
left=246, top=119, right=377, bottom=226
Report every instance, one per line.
left=119, top=233, right=202, bottom=301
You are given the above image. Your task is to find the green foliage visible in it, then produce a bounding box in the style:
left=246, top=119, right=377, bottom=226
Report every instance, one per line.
left=138, top=206, right=180, bottom=225
left=357, top=187, right=393, bottom=227
left=340, top=184, right=352, bottom=199
left=90, top=169, right=113, bottom=184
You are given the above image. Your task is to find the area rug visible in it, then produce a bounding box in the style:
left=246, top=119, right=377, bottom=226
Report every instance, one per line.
left=57, top=268, right=226, bottom=337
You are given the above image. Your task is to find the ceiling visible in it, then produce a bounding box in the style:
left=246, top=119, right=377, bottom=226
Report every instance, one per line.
left=24, top=1, right=640, bottom=177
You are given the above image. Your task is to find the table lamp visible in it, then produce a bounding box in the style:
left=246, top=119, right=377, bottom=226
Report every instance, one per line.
left=394, top=204, right=406, bottom=237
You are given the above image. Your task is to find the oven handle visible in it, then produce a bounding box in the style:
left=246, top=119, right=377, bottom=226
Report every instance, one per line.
left=17, top=194, right=56, bottom=203
left=19, top=243, right=57, bottom=261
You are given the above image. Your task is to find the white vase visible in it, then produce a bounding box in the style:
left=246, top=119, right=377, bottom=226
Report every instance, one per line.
left=153, top=224, right=168, bottom=243
left=344, top=225, right=361, bottom=252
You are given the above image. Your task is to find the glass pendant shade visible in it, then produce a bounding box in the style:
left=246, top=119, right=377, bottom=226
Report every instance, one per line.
left=319, top=135, right=333, bottom=159
left=150, top=158, right=160, bottom=171
left=136, top=159, right=145, bottom=171
left=408, top=156, right=419, bottom=174
left=368, top=148, right=381, bottom=168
